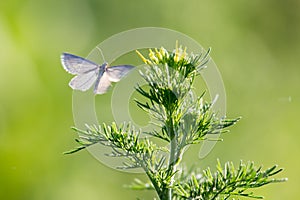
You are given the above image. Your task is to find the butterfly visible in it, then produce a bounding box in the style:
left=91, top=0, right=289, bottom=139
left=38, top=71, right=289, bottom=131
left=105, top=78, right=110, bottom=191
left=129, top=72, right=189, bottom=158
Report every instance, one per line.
left=61, top=53, right=134, bottom=94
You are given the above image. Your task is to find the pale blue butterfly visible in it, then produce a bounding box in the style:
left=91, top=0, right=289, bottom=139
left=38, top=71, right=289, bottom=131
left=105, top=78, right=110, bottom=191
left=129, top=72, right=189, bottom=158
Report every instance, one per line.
left=61, top=53, right=134, bottom=94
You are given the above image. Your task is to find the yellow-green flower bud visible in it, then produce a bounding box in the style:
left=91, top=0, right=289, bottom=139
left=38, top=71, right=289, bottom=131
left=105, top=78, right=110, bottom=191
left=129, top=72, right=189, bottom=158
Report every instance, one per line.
left=155, top=48, right=163, bottom=60
left=160, top=47, right=169, bottom=58
left=136, top=50, right=152, bottom=65
left=149, top=49, right=158, bottom=63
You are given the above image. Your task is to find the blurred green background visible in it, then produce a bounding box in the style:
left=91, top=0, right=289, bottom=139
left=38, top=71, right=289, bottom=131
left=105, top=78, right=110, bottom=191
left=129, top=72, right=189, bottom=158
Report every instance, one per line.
left=1, top=0, right=299, bottom=199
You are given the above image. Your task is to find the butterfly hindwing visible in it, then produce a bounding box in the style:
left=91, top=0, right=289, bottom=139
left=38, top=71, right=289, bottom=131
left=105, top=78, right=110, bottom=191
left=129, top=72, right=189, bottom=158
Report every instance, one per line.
left=69, top=70, right=98, bottom=91
left=94, top=72, right=112, bottom=94
left=61, top=53, right=99, bottom=75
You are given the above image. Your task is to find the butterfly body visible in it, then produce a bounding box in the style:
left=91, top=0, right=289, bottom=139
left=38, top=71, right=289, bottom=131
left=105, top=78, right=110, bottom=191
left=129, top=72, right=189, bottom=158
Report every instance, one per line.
left=61, top=53, right=134, bottom=94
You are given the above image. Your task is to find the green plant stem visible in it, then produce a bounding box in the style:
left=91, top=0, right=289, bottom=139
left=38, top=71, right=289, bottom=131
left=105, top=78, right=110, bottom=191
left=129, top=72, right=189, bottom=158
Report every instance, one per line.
left=168, top=140, right=176, bottom=199
left=167, top=114, right=178, bottom=200
left=140, top=162, right=161, bottom=198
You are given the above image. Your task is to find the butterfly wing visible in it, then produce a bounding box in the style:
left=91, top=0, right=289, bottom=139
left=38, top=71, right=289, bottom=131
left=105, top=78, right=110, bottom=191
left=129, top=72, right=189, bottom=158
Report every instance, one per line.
left=94, top=72, right=112, bottom=94
left=69, top=70, right=98, bottom=91
left=106, top=65, right=134, bottom=82
left=61, top=53, right=134, bottom=94
left=61, top=53, right=99, bottom=75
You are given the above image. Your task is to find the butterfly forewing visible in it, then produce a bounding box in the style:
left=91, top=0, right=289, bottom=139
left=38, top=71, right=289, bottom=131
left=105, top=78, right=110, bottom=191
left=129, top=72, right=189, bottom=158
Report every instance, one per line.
left=106, top=65, right=135, bottom=82
left=61, top=53, right=99, bottom=75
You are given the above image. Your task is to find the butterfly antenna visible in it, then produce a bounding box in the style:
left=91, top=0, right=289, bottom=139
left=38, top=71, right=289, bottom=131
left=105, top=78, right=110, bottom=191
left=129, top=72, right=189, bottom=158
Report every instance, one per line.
left=96, top=46, right=106, bottom=63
